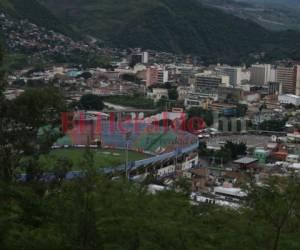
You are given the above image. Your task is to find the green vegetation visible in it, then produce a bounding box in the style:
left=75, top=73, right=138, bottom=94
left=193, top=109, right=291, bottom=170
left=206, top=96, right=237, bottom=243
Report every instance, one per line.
left=121, top=73, right=142, bottom=84
left=0, top=0, right=77, bottom=37
left=21, top=148, right=147, bottom=171
left=79, top=94, right=105, bottom=111
left=51, top=52, right=112, bottom=69
left=0, top=53, right=27, bottom=72
left=259, top=118, right=288, bottom=132
left=1, top=50, right=300, bottom=250
left=202, top=0, right=300, bottom=31
left=41, top=0, right=300, bottom=63
left=1, top=170, right=300, bottom=249
left=187, top=107, right=214, bottom=127
left=168, top=88, right=178, bottom=100
left=0, top=86, right=66, bottom=181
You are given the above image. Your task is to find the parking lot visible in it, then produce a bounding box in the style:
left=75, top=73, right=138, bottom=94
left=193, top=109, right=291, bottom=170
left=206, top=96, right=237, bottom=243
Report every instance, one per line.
left=204, top=134, right=272, bottom=149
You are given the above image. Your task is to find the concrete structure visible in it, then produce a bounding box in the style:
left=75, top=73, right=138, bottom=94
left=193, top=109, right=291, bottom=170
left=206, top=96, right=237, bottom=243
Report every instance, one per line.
left=194, top=72, right=228, bottom=95
left=177, top=86, right=190, bottom=100
left=147, top=88, right=169, bottom=102
left=276, top=65, right=295, bottom=94
left=217, top=66, right=242, bottom=86
left=254, top=148, right=270, bottom=164
left=131, top=52, right=149, bottom=65
left=275, top=65, right=300, bottom=95
left=234, top=157, right=259, bottom=169
left=295, top=65, right=300, bottom=95
left=217, top=86, right=243, bottom=102
left=250, top=64, right=272, bottom=85
left=184, top=93, right=217, bottom=108
left=157, top=69, right=169, bottom=84
left=146, top=67, right=169, bottom=86
left=184, top=72, right=228, bottom=108
left=278, top=94, right=300, bottom=106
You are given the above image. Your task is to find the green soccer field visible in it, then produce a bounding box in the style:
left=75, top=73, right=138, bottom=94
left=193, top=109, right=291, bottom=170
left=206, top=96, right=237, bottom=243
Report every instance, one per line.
left=33, top=148, right=148, bottom=171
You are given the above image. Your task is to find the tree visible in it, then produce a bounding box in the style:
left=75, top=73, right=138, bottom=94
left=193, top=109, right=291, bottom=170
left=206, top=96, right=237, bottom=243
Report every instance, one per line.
left=121, top=73, right=141, bottom=84
left=0, top=87, right=66, bottom=182
left=187, top=107, right=214, bottom=127
left=222, top=141, right=247, bottom=159
left=236, top=103, right=248, bottom=117
left=78, top=72, right=92, bottom=80
left=259, top=118, right=287, bottom=132
left=79, top=94, right=104, bottom=111
left=245, top=176, right=300, bottom=250
left=168, top=88, right=178, bottom=100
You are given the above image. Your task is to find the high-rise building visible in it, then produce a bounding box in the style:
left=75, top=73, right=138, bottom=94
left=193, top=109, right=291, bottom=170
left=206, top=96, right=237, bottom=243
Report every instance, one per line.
left=295, top=65, right=300, bottom=96
left=184, top=72, right=230, bottom=107
left=217, top=66, right=242, bottom=87
left=276, top=65, right=295, bottom=94
left=130, top=52, right=149, bottom=65
left=157, top=70, right=169, bottom=84
left=250, top=64, right=272, bottom=85
left=194, top=72, right=227, bottom=94
left=146, top=67, right=168, bottom=86
left=141, top=52, right=149, bottom=64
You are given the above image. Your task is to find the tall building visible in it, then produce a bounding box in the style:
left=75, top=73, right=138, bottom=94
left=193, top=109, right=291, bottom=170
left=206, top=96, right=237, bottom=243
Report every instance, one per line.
left=130, top=52, right=149, bottom=65
left=217, top=66, right=242, bottom=87
left=194, top=72, right=227, bottom=95
left=276, top=65, right=295, bottom=94
left=157, top=69, right=169, bottom=84
left=184, top=72, right=228, bottom=107
left=179, top=66, right=198, bottom=85
left=295, top=65, right=300, bottom=96
left=141, top=52, right=149, bottom=64
left=250, top=64, right=272, bottom=85
left=146, top=67, right=168, bottom=86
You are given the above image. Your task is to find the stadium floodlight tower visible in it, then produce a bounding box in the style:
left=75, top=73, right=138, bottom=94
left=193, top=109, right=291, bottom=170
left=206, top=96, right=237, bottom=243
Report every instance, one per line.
left=125, top=131, right=132, bottom=180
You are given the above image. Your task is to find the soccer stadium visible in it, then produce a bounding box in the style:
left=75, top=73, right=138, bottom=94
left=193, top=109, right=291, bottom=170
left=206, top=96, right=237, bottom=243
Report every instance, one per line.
left=51, top=114, right=199, bottom=180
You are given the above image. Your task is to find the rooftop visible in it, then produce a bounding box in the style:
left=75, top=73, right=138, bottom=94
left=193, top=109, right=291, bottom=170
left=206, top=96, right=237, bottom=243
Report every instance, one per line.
left=234, top=157, right=258, bottom=165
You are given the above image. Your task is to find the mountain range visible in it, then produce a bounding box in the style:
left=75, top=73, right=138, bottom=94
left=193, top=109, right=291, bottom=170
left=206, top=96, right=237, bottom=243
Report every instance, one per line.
left=1, top=0, right=300, bottom=63
left=199, top=0, right=300, bottom=31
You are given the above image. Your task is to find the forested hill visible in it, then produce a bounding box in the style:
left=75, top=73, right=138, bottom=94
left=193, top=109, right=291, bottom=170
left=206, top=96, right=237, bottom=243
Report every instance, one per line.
left=39, top=0, right=300, bottom=62
left=0, top=0, right=75, bottom=36
left=2, top=0, right=300, bottom=63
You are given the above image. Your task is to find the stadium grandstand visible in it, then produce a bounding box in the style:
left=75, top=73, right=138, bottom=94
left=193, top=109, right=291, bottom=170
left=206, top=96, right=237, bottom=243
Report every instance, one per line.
left=46, top=115, right=200, bottom=180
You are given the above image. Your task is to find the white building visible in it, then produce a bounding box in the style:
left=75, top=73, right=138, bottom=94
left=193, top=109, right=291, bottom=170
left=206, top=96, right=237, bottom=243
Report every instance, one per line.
left=141, top=52, right=149, bottom=64
left=217, top=66, right=242, bottom=86
left=278, top=94, right=300, bottom=106
left=157, top=69, right=169, bottom=84
left=240, top=69, right=251, bottom=83
left=147, top=88, right=169, bottom=102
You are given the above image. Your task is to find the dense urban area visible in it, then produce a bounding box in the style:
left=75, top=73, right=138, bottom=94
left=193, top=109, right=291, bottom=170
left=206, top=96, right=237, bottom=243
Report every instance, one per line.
left=1, top=0, right=300, bottom=249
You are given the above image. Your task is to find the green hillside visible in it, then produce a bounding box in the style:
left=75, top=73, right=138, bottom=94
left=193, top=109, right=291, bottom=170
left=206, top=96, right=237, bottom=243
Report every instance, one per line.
left=39, top=0, right=300, bottom=62
left=0, top=0, right=75, bottom=36
left=2, top=0, right=300, bottom=63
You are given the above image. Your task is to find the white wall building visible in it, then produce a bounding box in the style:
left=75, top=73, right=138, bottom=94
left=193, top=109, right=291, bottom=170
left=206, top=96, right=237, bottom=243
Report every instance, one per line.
left=217, top=66, right=242, bottom=86
left=278, top=94, right=300, bottom=106
left=147, top=88, right=169, bottom=102
left=157, top=69, right=169, bottom=84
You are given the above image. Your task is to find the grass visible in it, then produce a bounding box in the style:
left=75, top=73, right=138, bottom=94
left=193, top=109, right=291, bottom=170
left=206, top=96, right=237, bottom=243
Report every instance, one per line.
left=21, top=148, right=147, bottom=171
